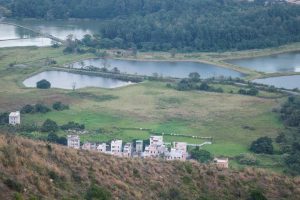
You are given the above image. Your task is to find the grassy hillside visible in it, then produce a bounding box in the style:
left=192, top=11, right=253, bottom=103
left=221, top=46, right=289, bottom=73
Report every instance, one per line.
left=0, top=134, right=300, bottom=200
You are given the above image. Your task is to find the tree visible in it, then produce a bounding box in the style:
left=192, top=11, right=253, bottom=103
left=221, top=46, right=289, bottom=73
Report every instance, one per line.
left=188, top=72, right=200, bottom=82
left=41, top=119, right=59, bottom=132
left=34, top=104, right=51, bottom=113
left=250, top=137, right=273, bottom=154
left=36, top=79, right=51, bottom=89
left=190, top=148, right=213, bottom=163
left=0, top=112, right=9, bottom=125
left=21, top=104, right=35, bottom=114
left=47, top=132, right=59, bottom=143
left=52, top=101, right=69, bottom=111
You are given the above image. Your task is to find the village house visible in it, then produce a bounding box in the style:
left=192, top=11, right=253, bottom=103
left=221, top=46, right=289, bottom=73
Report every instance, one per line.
left=9, top=111, right=20, bottom=125
left=67, top=135, right=80, bottom=149
left=82, top=142, right=97, bottom=151
left=111, top=139, right=123, bottom=156
left=97, top=143, right=107, bottom=153
left=173, top=142, right=187, bottom=160
left=165, top=148, right=186, bottom=161
left=135, top=140, right=143, bottom=153
left=143, top=136, right=167, bottom=158
left=123, top=143, right=133, bottom=157
left=214, top=158, right=229, bottom=169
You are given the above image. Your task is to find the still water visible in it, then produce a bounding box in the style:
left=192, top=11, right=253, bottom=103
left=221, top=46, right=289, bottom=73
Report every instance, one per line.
left=253, top=75, right=300, bottom=89
left=226, top=52, right=300, bottom=73
left=23, top=71, right=133, bottom=89
left=71, top=58, right=243, bottom=78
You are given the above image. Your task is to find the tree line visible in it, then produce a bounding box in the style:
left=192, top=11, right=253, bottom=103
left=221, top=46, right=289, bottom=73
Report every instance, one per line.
left=1, top=0, right=300, bottom=51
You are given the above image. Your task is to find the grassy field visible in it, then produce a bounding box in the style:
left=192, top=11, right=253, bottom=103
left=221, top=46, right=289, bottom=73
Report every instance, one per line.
left=0, top=46, right=291, bottom=171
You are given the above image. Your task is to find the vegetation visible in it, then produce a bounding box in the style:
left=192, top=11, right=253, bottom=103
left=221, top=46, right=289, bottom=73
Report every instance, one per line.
left=21, top=104, right=51, bottom=114
left=1, top=0, right=300, bottom=51
left=0, top=134, right=299, bottom=200
left=52, top=101, right=69, bottom=111
left=250, top=137, right=274, bottom=154
left=0, top=112, right=9, bottom=125
left=190, top=148, right=213, bottom=163
left=41, top=119, right=59, bottom=133
left=36, top=79, right=51, bottom=89
left=60, top=121, right=85, bottom=131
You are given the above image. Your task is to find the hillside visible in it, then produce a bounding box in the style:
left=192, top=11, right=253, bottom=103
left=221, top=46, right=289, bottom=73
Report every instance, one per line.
left=0, top=134, right=299, bottom=200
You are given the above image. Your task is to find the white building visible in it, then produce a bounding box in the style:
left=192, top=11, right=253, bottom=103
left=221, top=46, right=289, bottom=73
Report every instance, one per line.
left=173, top=142, right=187, bottom=160
left=165, top=148, right=186, bottom=161
left=135, top=140, right=143, bottom=153
left=67, top=135, right=80, bottom=149
left=150, top=136, right=163, bottom=146
left=123, top=143, right=133, bottom=157
left=9, top=111, right=20, bottom=125
left=97, top=143, right=107, bottom=153
left=143, top=136, right=167, bottom=158
left=82, top=142, right=96, bottom=150
left=214, top=158, right=229, bottom=169
left=111, top=139, right=123, bottom=156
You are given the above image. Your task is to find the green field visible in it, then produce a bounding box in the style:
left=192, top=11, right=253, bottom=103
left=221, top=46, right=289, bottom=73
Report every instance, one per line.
left=0, top=46, right=293, bottom=171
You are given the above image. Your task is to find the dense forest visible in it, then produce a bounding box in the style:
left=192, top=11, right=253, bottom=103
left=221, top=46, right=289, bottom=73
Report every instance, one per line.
left=1, top=0, right=300, bottom=51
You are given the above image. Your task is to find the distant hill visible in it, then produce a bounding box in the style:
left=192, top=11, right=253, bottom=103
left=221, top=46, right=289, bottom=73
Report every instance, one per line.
left=1, top=0, right=300, bottom=51
left=0, top=134, right=299, bottom=200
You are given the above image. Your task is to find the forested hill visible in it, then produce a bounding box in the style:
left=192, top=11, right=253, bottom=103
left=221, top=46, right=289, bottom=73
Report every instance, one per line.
left=1, top=0, right=300, bottom=51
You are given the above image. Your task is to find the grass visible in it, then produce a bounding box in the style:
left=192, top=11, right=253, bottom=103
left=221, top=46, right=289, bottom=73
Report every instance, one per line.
left=0, top=46, right=291, bottom=172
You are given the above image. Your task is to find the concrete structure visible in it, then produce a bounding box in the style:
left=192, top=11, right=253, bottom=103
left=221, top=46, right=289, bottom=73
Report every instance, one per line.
left=97, top=143, right=107, bottom=153
left=173, top=142, right=187, bottom=160
left=123, top=143, right=133, bottom=157
left=135, top=140, right=143, bottom=153
left=111, top=140, right=123, bottom=156
left=67, top=135, right=80, bottom=149
left=82, top=142, right=96, bottom=150
left=165, top=148, right=186, bottom=161
left=9, top=111, right=20, bottom=125
left=214, top=158, right=229, bottom=169
left=150, top=136, right=163, bottom=146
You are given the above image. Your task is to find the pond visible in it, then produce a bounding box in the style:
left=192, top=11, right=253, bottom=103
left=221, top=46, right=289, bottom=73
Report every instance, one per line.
left=7, top=19, right=104, bottom=40
left=71, top=58, right=244, bottom=79
left=226, top=52, right=300, bottom=73
left=23, top=71, right=133, bottom=89
left=253, top=75, right=300, bottom=90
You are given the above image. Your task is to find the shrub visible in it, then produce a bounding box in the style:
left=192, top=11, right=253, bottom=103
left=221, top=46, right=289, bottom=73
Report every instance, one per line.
left=36, top=79, right=51, bottom=89
left=34, top=104, right=51, bottom=113
left=21, top=104, right=35, bottom=114
left=190, top=148, right=213, bottom=163
left=235, top=154, right=258, bottom=165
left=4, top=179, right=23, bottom=192
left=61, top=121, right=85, bottom=130
left=249, top=190, right=267, bottom=200
left=250, top=137, right=273, bottom=154
left=52, top=101, right=69, bottom=111
left=85, top=184, right=111, bottom=200
left=0, top=112, right=9, bottom=125
left=41, top=119, right=59, bottom=132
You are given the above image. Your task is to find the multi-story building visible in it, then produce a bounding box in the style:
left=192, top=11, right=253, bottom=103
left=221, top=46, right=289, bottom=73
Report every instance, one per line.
left=150, top=136, right=163, bottom=146
left=67, top=135, right=80, bottom=149
left=165, top=148, right=186, bottom=161
left=135, top=140, right=143, bottom=153
left=143, top=136, right=167, bottom=158
left=9, top=111, right=20, bottom=125
left=82, top=142, right=97, bottom=150
left=111, top=140, right=122, bottom=156
left=123, top=143, right=133, bottom=157
left=173, top=142, right=187, bottom=160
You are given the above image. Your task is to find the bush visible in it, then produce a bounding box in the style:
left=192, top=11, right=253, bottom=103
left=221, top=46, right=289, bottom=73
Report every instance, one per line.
left=85, top=184, right=111, bottom=200
left=249, top=190, right=267, bottom=200
left=52, top=101, right=69, bottom=111
left=190, top=148, right=213, bottom=163
left=41, top=119, right=59, bottom=132
left=235, top=154, right=258, bottom=165
left=250, top=137, right=273, bottom=154
left=21, top=104, right=35, bottom=114
left=4, top=179, right=23, bottom=192
left=0, top=112, right=9, bottom=125
left=34, top=104, right=51, bottom=113
left=36, top=79, right=51, bottom=89
left=61, top=121, right=85, bottom=130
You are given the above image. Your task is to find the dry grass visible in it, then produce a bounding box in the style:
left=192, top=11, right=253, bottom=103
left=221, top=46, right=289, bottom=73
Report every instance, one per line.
left=0, top=134, right=299, bottom=200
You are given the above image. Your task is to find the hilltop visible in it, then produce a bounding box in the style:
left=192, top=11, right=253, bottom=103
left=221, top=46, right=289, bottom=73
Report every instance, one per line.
left=0, top=134, right=299, bottom=200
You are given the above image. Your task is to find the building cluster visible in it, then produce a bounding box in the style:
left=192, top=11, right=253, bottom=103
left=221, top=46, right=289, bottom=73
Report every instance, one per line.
left=67, top=135, right=188, bottom=161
